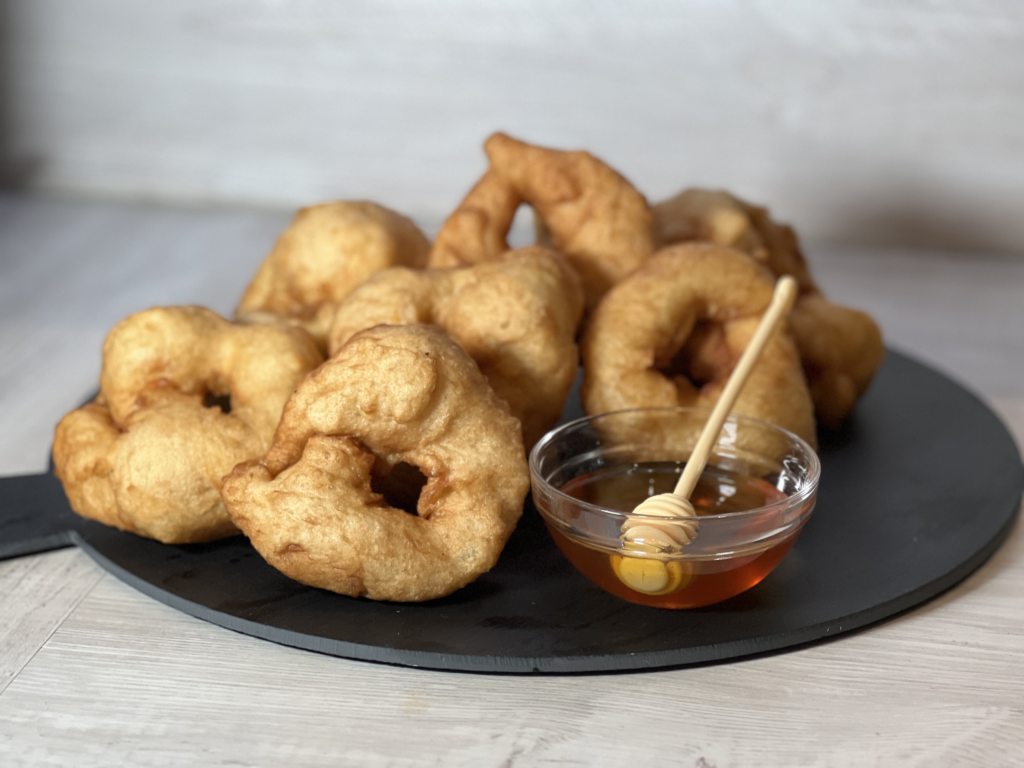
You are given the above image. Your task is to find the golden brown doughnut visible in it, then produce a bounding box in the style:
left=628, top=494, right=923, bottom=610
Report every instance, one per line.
left=237, top=201, right=429, bottom=346
left=582, top=243, right=817, bottom=447
left=53, top=306, right=323, bottom=544
left=429, top=133, right=655, bottom=308
left=326, top=246, right=583, bottom=446
left=221, top=324, right=530, bottom=602
left=652, top=188, right=818, bottom=293
left=789, top=293, right=884, bottom=429
left=653, top=188, right=883, bottom=425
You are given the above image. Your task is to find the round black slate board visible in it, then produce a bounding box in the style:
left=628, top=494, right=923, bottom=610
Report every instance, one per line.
left=4, top=351, right=1022, bottom=673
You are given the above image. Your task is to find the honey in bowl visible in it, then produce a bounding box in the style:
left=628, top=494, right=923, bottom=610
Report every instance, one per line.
left=545, top=461, right=813, bottom=609
left=529, top=407, right=821, bottom=610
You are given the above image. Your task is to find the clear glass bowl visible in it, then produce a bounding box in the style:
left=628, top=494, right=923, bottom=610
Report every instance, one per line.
left=529, top=407, right=820, bottom=609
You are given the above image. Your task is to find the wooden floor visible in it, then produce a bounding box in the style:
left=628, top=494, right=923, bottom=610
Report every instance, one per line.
left=0, top=195, right=1021, bottom=766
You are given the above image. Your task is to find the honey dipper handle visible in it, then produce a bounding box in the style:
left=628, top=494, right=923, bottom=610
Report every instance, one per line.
left=672, top=276, right=799, bottom=501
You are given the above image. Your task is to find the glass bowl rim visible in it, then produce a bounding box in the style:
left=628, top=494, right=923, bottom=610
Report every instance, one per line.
left=528, top=406, right=821, bottom=525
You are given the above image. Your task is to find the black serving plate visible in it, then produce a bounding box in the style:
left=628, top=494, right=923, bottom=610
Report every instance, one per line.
left=1, top=351, right=1020, bottom=673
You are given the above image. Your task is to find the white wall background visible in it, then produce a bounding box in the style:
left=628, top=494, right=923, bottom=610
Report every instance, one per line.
left=2, top=0, right=1023, bottom=250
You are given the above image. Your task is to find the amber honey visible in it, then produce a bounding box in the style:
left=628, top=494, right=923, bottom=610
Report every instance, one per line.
left=548, top=462, right=806, bottom=608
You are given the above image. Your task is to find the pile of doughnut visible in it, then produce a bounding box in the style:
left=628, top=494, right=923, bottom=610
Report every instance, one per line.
left=53, top=133, right=883, bottom=602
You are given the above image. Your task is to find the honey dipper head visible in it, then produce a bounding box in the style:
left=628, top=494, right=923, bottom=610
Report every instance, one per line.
left=611, top=493, right=699, bottom=595
left=625, top=493, right=699, bottom=548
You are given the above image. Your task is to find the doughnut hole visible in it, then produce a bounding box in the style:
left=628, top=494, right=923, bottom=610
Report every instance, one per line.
left=370, top=458, right=429, bottom=516
left=655, top=321, right=735, bottom=396
left=202, top=391, right=233, bottom=414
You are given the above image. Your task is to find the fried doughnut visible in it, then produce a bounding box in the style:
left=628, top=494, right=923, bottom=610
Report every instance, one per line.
left=221, top=324, right=530, bottom=602
left=652, top=188, right=817, bottom=292
left=790, top=293, right=884, bottom=429
left=430, top=133, right=655, bottom=308
left=653, top=188, right=883, bottom=425
left=325, top=246, right=583, bottom=446
left=237, top=201, right=430, bottom=346
left=582, top=243, right=817, bottom=447
left=53, top=306, right=323, bottom=544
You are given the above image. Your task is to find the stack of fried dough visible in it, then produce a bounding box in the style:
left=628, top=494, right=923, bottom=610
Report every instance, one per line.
left=53, top=133, right=883, bottom=602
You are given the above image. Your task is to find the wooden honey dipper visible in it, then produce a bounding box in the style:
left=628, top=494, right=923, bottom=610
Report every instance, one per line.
left=611, top=275, right=799, bottom=595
